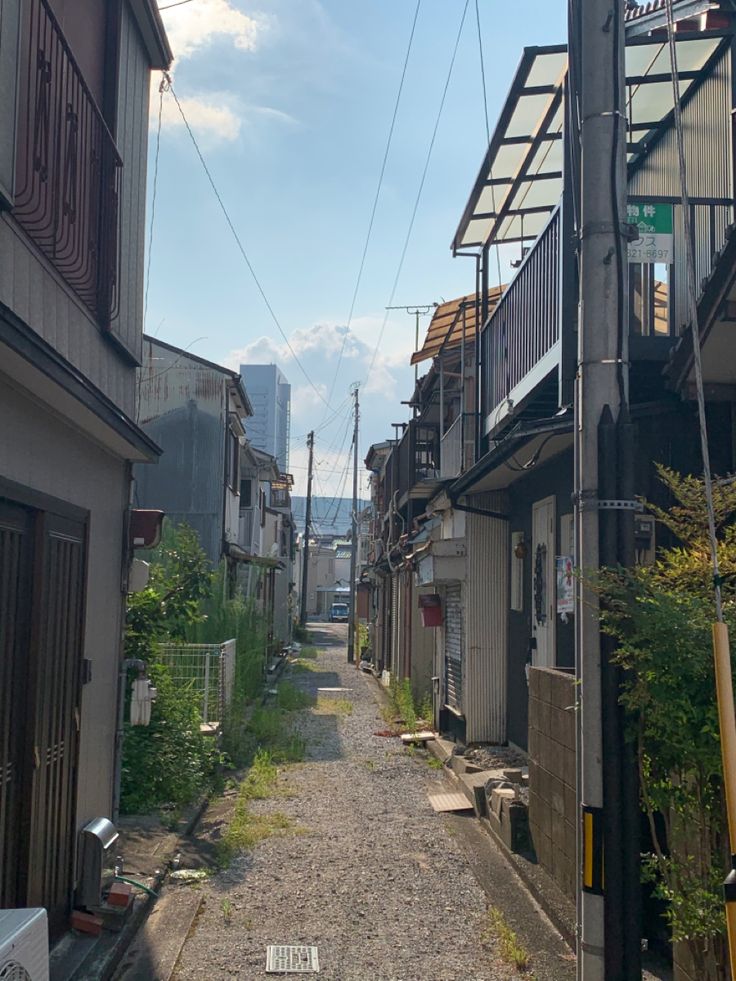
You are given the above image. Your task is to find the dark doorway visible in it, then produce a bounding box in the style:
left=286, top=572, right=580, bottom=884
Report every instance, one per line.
left=0, top=497, right=87, bottom=939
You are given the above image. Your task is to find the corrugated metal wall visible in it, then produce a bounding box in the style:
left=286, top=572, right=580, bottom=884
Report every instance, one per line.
left=464, top=492, right=509, bottom=743
left=112, top=1, right=151, bottom=366
left=629, top=45, right=734, bottom=334
left=444, top=581, right=463, bottom=712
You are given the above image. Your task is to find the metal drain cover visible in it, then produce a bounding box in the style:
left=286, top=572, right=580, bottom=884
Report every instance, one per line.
left=266, top=945, right=320, bottom=973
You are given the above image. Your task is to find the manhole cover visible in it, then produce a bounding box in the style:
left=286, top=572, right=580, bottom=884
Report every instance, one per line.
left=266, top=945, right=320, bottom=973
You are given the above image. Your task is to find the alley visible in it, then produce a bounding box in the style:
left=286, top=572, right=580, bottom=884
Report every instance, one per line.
left=170, top=624, right=573, bottom=981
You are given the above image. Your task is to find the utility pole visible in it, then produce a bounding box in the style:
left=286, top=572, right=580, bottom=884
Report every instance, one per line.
left=299, top=431, right=314, bottom=627
left=386, top=305, right=433, bottom=408
left=574, top=0, right=639, bottom=978
left=347, top=384, right=360, bottom=664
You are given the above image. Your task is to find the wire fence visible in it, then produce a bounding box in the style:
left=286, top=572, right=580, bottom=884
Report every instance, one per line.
left=157, top=640, right=236, bottom=725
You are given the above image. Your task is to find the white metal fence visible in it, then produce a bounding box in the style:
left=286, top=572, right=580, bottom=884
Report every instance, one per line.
left=157, top=640, right=236, bottom=725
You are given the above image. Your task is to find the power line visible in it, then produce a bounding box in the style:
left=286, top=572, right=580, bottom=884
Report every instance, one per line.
left=475, top=0, right=503, bottom=290
left=144, top=75, right=167, bottom=330
left=321, top=0, right=422, bottom=418
left=165, top=77, right=332, bottom=411
left=363, top=0, right=471, bottom=386
left=158, top=0, right=197, bottom=10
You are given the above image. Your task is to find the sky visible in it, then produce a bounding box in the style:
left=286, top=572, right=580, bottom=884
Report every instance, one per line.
left=145, top=0, right=568, bottom=498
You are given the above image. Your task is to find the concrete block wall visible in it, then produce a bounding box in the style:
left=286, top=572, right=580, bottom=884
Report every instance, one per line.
left=528, top=667, right=576, bottom=901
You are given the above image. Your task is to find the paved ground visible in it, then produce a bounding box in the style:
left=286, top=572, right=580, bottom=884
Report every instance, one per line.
left=170, top=623, right=574, bottom=981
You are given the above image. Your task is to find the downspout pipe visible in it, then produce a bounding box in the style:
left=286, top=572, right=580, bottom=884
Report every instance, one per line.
left=454, top=250, right=484, bottom=466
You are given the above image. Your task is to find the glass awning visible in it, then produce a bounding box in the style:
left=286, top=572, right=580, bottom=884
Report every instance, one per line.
left=452, top=30, right=728, bottom=253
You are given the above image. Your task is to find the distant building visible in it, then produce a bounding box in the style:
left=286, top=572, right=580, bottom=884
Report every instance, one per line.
left=239, top=364, right=291, bottom=471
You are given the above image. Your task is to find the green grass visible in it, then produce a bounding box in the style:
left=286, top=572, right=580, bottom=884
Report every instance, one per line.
left=484, top=907, right=533, bottom=973
left=314, top=696, right=353, bottom=716
left=298, top=645, right=319, bottom=659
left=425, top=755, right=444, bottom=770
left=276, top=681, right=314, bottom=711
left=239, top=749, right=278, bottom=800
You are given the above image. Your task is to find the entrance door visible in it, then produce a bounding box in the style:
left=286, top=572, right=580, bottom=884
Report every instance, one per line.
left=531, top=496, right=556, bottom=667
left=0, top=499, right=87, bottom=938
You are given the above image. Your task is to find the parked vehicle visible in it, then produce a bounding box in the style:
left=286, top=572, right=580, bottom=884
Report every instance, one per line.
left=329, top=603, right=349, bottom=623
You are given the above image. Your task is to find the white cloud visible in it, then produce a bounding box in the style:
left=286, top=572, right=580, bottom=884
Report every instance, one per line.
left=160, top=0, right=266, bottom=62
left=157, top=89, right=241, bottom=142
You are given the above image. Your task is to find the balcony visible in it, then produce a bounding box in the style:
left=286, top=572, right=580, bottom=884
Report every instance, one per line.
left=482, top=206, right=562, bottom=435
left=383, top=419, right=441, bottom=508
left=13, top=0, right=122, bottom=327
left=239, top=506, right=261, bottom=555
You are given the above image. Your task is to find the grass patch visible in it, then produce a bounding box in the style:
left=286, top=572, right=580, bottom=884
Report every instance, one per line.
left=298, top=645, right=319, bottom=659
left=425, top=755, right=444, bottom=770
left=239, top=748, right=278, bottom=800
left=217, top=801, right=294, bottom=865
left=484, top=907, right=532, bottom=973
left=291, top=659, right=321, bottom=673
left=276, top=681, right=314, bottom=711
left=315, top=696, right=353, bottom=716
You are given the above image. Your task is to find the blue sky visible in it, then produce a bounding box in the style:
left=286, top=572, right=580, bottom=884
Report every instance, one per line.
left=146, top=0, right=567, bottom=496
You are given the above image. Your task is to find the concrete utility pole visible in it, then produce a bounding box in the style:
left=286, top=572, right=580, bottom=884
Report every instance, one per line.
left=386, top=305, right=433, bottom=403
left=299, top=431, right=314, bottom=627
left=574, top=0, right=635, bottom=978
left=347, top=384, right=360, bottom=664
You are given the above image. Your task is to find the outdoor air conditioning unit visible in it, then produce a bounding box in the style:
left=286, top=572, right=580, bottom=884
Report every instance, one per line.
left=0, top=909, right=49, bottom=981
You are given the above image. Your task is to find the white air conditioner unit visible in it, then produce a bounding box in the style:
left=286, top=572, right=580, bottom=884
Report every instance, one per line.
left=0, top=909, right=49, bottom=981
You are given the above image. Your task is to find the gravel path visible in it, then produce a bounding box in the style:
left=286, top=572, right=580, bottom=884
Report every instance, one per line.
left=172, top=624, right=568, bottom=981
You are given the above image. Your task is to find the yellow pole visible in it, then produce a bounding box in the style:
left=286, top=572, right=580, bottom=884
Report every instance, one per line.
left=713, top=621, right=736, bottom=978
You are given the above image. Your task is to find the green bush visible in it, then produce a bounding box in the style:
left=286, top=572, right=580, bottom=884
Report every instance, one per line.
left=120, top=663, right=218, bottom=814
left=600, top=465, right=736, bottom=974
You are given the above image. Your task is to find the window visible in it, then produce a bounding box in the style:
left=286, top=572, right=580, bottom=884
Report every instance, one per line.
left=239, top=479, right=252, bottom=508
left=226, top=430, right=239, bottom=491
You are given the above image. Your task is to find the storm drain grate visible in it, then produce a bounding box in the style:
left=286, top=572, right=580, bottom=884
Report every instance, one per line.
left=266, top=945, right=320, bottom=973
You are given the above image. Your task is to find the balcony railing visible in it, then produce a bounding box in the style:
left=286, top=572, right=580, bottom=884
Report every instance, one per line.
left=13, top=0, right=122, bottom=327
left=440, top=415, right=462, bottom=479
left=482, top=205, right=561, bottom=428
left=383, top=419, right=440, bottom=504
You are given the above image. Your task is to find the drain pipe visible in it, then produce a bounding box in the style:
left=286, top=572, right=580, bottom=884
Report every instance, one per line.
left=112, top=658, right=146, bottom=822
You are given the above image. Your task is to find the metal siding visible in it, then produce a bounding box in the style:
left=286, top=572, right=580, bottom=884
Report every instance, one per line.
left=111, top=2, right=149, bottom=367
left=464, top=492, right=509, bottom=743
left=444, top=581, right=463, bottom=711
left=135, top=341, right=228, bottom=564
left=629, top=48, right=734, bottom=334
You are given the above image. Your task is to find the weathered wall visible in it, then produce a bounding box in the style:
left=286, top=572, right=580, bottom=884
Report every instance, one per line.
left=136, top=345, right=227, bottom=564
left=0, top=375, right=128, bottom=831
left=528, top=666, right=576, bottom=902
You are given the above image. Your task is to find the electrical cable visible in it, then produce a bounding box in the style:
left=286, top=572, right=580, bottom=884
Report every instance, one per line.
left=158, top=0, right=197, bottom=10
left=363, top=0, right=471, bottom=386
left=321, top=0, right=422, bottom=419
left=165, top=77, right=332, bottom=411
left=144, top=75, right=167, bottom=331
left=663, top=0, right=722, bottom=615
left=475, top=0, right=503, bottom=290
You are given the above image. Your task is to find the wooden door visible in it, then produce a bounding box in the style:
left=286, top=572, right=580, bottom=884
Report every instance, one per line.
left=531, top=496, right=556, bottom=667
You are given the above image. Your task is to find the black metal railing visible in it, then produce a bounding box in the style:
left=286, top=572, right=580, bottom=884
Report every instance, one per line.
left=382, top=420, right=440, bottom=504
left=482, top=205, right=561, bottom=423
left=13, top=0, right=122, bottom=328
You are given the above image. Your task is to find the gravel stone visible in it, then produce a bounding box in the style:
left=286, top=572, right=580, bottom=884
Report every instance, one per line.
left=172, top=626, right=547, bottom=980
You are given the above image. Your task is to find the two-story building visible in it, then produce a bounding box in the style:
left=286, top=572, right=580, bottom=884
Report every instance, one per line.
left=135, top=335, right=253, bottom=581
left=0, top=0, right=171, bottom=937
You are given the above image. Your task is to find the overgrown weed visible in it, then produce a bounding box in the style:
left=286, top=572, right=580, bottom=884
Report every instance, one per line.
left=314, top=696, right=353, bottom=716
left=484, top=906, right=532, bottom=973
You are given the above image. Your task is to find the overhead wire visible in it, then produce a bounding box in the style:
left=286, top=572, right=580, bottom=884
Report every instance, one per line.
left=144, top=74, right=167, bottom=331
left=321, top=0, right=422, bottom=418
left=165, top=76, right=332, bottom=411
left=475, top=0, right=503, bottom=289
left=363, top=0, right=471, bottom=386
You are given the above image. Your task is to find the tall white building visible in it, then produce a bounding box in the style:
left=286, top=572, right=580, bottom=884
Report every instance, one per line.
left=239, top=364, right=291, bottom=471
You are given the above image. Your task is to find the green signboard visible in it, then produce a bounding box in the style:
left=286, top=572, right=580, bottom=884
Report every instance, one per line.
left=626, top=201, right=674, bottom=264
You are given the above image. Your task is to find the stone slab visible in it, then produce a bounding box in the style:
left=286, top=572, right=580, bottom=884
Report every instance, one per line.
left=113, top=888, right=203, bottom=981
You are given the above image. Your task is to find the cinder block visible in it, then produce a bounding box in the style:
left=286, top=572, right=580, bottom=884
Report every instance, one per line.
left=71, top=910, right=104, bottom=936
